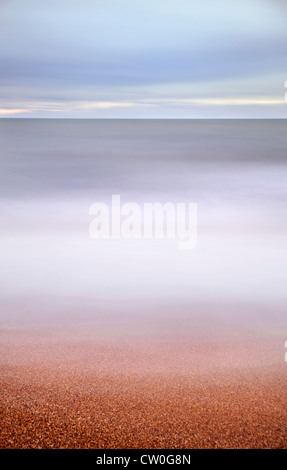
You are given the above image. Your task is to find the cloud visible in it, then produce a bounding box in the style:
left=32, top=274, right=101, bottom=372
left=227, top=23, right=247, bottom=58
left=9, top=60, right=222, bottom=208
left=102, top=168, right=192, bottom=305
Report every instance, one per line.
left=151, top=98, right=285, bottom=106
left=77, top=101, right=138, bottom=110
left=0, top=0, right=286, bottom=117
left=0, top=108, right=30, bottom=115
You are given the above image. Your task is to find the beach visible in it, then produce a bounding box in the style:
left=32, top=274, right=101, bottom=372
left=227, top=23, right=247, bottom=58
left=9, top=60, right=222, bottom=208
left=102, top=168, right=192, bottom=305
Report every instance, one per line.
left=1, top=306, right=286, bottom=449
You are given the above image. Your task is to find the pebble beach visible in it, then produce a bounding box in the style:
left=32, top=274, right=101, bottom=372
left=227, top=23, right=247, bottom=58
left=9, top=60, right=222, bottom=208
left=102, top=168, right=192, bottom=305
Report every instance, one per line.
left=1, top=309, right=286, bottom=449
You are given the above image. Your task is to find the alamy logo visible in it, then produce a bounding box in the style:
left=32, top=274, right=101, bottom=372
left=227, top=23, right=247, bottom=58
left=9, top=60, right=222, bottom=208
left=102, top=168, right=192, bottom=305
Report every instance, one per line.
left=89, top=195, right=197, bottom=250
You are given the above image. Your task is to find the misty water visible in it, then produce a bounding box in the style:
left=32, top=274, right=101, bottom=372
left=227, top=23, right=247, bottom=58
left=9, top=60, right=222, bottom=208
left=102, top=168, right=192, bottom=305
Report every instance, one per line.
left=0, top=119, right=286, bottom=335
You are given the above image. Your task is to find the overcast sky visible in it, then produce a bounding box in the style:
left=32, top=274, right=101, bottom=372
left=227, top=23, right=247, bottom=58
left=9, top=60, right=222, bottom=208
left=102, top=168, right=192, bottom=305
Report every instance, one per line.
left=0, top=0, right=287, bottom=118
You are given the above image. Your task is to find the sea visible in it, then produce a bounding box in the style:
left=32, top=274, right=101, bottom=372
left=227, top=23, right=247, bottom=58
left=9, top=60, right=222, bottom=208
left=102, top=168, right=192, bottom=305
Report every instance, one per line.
left=0, top=119, right=286, bottom=333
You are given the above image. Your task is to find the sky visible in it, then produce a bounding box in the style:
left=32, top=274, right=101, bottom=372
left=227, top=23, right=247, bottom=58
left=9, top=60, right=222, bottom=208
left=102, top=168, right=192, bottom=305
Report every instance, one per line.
left=0, top=0, right=287, bottom=118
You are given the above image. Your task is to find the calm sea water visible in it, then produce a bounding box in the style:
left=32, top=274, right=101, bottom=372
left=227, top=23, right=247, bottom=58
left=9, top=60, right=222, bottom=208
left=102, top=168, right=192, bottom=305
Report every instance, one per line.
left=0, top=119, right=286, bottom=329
left=1, top=119, right=286, bottom=199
